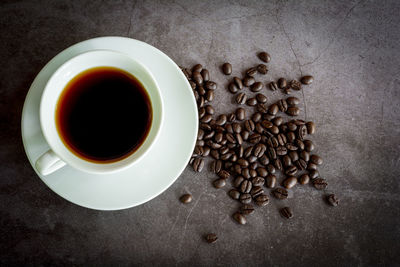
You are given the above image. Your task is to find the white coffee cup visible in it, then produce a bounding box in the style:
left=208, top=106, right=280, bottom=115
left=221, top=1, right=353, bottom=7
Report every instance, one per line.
left=36, top=50, right=163, bottom=175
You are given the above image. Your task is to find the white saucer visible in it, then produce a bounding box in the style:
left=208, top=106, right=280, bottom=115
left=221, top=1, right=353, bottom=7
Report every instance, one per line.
left=21, top=37, right=198, bottom=210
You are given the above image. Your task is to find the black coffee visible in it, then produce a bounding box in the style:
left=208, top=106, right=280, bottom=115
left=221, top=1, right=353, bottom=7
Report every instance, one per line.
left=56, top=66, right=152, bottom=163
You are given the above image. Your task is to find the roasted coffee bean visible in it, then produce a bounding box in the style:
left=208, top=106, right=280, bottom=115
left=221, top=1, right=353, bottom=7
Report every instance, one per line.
left=247, top=155, right=258, bottom=164
left=246, top=97, right=257, bottom=106
left=273, top=117, right=283, bottom=126
left=205, top=233, right=218, bottom=243
left=252, top=112, right=262, bottom=122
left=236, top=108, right=245, bottom=121
left=283, top=88, right=291, bottom=94
left=197, top=86, right=206, bottom=96
left=285, top=165, right=298, bottom=176
left=249, top=162, right=258, bottom=170
left=208, top=140, right=222, bottom=149
left=192, top=158, right=204, bottom=172
left=199, top=108, right=206, bottom=120
left=268, top=104, right=279, bottom=115
left=287, top=122, right=297, bottom=131
left=200, top=114, right=212, bottom=123
left=205, top=81, right=217, bottom=90
left=197, top=96, right=205, bottom=108
left=267, top=164, right=276, bottom=174
left=250, top=186, right=264, bottom=198
left=225, top=123, right=234, bottom=133
left=205, top=105, right=214, bottom=115
left=288, top=151, right=299, bottom=161
left=300, top=151, right=310, bottom=162
left=282, top=155, right=292, bottom=167
left=218, top=170, right=230, bottom=179
left=234, top=164, right=242, bottom=174
left=297, top=125, right=307, bottom=140
left=283, top=176, right=297, bottom=189
left=180, top=194, right=192, bottom=204
left=203, top=130, right=215, bottom=140
left=267, top=136, right=279, bottom=147
left=327, top=194, right=339, bottom=206
left=193, top=145, right=204, bottom=157
left=214, top=114, right=226, bottom=126
left=233, top=176, right=245, bottom=188
left=181, top=67, right=191, bottom=80
left=249, top=133, right=262, bottom=144
left=230, top=154, right=237, bottom=162
left=211, top=160, right=222, bottom=174
left=239, top=204, right=255, bottom=215
left=261, top=120, right=273, bottom=129
left=293, top=119, right=306, bottom=125
left=203, top=146, right=210, bottom=156
left=266, top=174, right=277, bottom=188
left=210, top=149, right=219, bottom=159
left=214, top=132, right=223, bottom=143
left=205, top=90, right=214, bottom=101
left=290, top=80, right=301, bottom=90
left=274, top=158, right=283, bottom=170
left=239, top=193, right=252, bottom=204
left=200, top=69, right=210, bottom=82
left=303, top=140, right=314, bottom=152
left=236, top=92, right=247, bottom=104
left=235, top=133, right=243, bottom=145
left=286, top=96, right=300, bottom=106
left=255, top=94, right=267, bottom=104
left=246, top=67, right=257, bottom=77
left=238, top=158, right=249, bottom=168
left=233, top=77, right=243, bottom=89
left=243, top=146, right=253, bottom=158
left=243, top=120, right=255, bottom=132
left=269, top=81, right=278, bottom=91
left=192, top=71, right=203, bottom=85
left=277, top=99, right=288, bottom=112
left=268, top=147, right=277, bottom=160
left=241, top=168, right=251, bottom=179
left=286, top=107, right=300, bottom=116
left=198, top=129, right=205, bottom=140
left=306, top=121, right=316, bottom=134
left=313, top=178, right=328, bottom=190
left=255, top=123, right=264, bottom=134
left=233, top=212, right=247, bottom=224
left=243, top=76, right=255, bottom=87
left=190, top=81, right=197, bottom=90
left=192, top=64, right=203, bottom=73
left=220, top=152, right=232, bottom=161
left=299, top=174, right=310, bottom=185
left=280, top=124, right=288, bottom=133
left=222, top=63, right=232, bottom=75
left=257, top=64, right=268, bottom=74
left=309, top=170, right=319, bottom=179
left=250, top=82, right=263, bottom=92
left=228, top=82, right=239, bottom=93
left=295, top=159, right=307, bottom=170
left=253, top=144, right=267, bottom=158
left=225, top=113, right=234, bottom=123
left=251, top=177, right=265, bottom=187
left=197, top=140, right=205, bottom=146
left=257, top=167, right=268, bottom=177
left=241, top=130, right=249, bottom=141
left=226, top=133, right=236, bottom=143
left=232, top=123, right=242, bottom=134
left=277, top=133, right=287, bottom=146
left=280, top=207, right=293, bottom=219
left=259, top=155, right=269, bottom=166
left=307, top=162, right=318, bottom=171
left=277, top=78, right=287, bottom=89
left=254, top=194, right=269, bottom=206
left=301, top=75, right=314, bottom=85
left=255, top=104, right=267, bottom=114
left=276, top=146, right=288, bottom=156
left=213, top=178, right=226, bottom=189
left=258, top=51, right=271, bottom=63
left=295, top=139, right=305, bottom=150
left=273, top=188, right=288, bottom=199
left=310, top=155, right=323, bottom=165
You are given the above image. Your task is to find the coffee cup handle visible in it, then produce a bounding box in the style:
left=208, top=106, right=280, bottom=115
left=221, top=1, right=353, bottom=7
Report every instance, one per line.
left=35, top=149, right=66, bottom=176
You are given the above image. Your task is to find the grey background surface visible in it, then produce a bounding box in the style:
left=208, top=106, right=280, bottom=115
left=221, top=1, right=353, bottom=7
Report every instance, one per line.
left=1, top=0, right=399, bottom=266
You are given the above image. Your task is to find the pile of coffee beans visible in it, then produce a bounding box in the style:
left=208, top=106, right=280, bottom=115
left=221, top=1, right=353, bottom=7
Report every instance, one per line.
left=179, top=51, right=337, bottom=239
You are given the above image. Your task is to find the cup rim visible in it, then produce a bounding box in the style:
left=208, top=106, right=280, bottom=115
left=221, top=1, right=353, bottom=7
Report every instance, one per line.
left=40, top=49, right=164, bottom=174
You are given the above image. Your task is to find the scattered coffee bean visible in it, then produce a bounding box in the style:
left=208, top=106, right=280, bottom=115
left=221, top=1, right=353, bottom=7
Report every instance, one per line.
left=306, top=121, right=316, bottom=134
left=251, top=177, right=265, bottom=187
left=313, top=178, right=328, bottom=190
left=300, top=150, right=310, bottom=162
left=201, top=69, right=209, bottom=82
left=266, top=174, right=277, bottom=188
left=233, top=212, right=247, bottom=225
left=250, top=82, right=263, bottom=92
left=273, top=188, right=288, bottom=199
left=218, top=170, right=230, bottom=179
left=205, top=81, right=217, bottom=90
left=286, top=96, right=300, bottom=106
left=236, top=92, right=247, bottom=104
left=301, top=75, right=314, bottom=85
left=269, top=81, right=278, bottom=91
left=239, top=193, right=252, bottom=204
left=254, top=194, right=269, bottom=206
left=192, top=158, right=204, bottom=172
left=192, top=71, right=203, bottom=85
left=250, top=186, right=264, bottom=198
left=228, top=82, right=239, bottom=93
left=246, top=98, right=257, bottom=106
left=286, top=107, right=300, bottom=116
left=213, top=178, right=226, bottom=189
left=256, top=93, right=267, bottom=103
left=280, top=207, right=293, bottom=219
left=222, top=63, right=232, bottom=75
left=290, top=80, right=301, bottom=90
left=229, top=189, right=241, bottom=200
left=243, top=76, right=255, bottom=87
left=205, top=90, right=214, bottom=101
left=205, top=233, right=218, bottom=243
left=310, top=155, right=323, bottom=165
left=236, top=108, right=245, bottom=120
left=307, top=162, right=318, bottom=171
left=257, top=64, right=268, bottom=74
left=268, top=104, right=279, bottom=115
left=233, top=176, right=245, bottom=188
left=180, top=194, right=192, bottom=204
left=246, top=67, right=257, bottom=77
left=258, top=51, right=271, bottom=63
left=233, top=77, right=243, bottom=89
left=327, top=194, right=339, bottom=206
left=277, top=99, right=288, bottom=112
left=277, top=78, right=287, bottom=89
left=239, top=204, right=255, bottom=215
left=240, top=180, right=252, bottom=193
left=283, top=176, right=297, bottom=189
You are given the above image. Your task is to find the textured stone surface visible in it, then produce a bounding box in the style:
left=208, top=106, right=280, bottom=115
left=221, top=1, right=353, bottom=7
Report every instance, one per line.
left=1, top=0, right=399, bottom=265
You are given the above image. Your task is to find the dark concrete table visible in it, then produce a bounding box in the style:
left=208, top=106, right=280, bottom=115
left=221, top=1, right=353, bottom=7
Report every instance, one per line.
left=1, top=0, right=399, bottom=265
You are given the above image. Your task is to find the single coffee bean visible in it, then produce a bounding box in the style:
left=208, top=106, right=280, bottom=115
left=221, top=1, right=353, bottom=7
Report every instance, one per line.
left=280, top=207, right=293, bottom=219
left=257, top=64, right=268, bottom=74
left=241, top=168, right=251, bottom=179
left=213, top=178, right=226, bottom=189
left=234, top=164, right=242, bottom=174
left=239, top=193, right=252, bottom=204
left=205, top=105, right=215, bottom=115
left=244, top=119, right=255, bottom=132
left=230, top=154, right=237, bottom=162
left=259, top=155, right=269, bottom=166
left=250, top=186, right=264, bottom=198
left=268, top=104, right=279, bottom=115
left=233, top=212, right=247, bottom=224
left=197, top=129, right=205, bottom=140
left=192, top=158, right=204, bottom=172
left=256, top=93, right=267, bottom=103
left=254, top=194, right=269, bottom=206
left=197, top=85, right=206, bottom=96
left=295, top=159, right=307, bottom=170
left=236, top=108, right=245, bottom=121
left=205, top=81, right=217, bottom=90
left=261, top=120, right=273, bottom=129
left=297, top=125, right=307, bottom=140
left=273, top=188, right=288, bottom=199
left=241, top=130, right=249, bottom=141
left=226, top=133, right=235, bottom=144
left=258, top=51, right=271, bottom=63
left=276, top=146, right=288, bottom=156
left=233, top=176, right=245, bottom=188
left=190, top=81, right=196, bottom=90
left=267, top=164, right=276, bottom=174
left=293, top=119, right=306, bottom=125
left=240, top=179, right=252, bottom=194
left=205, top=89, right=214, bottom=102
left=313, top=178, right=328, bottom=190
left=225, top=124, right=233, bottom=133
left=200, top=69, right=209, bottom=82
left=236, top=92, right=247, bottom=104
left=268, top=147, right=277, bottom=160
left=299, top=174, right=310, bottom=185
left=286, top=107, right=300, bottom=116
left=300, top=151, right=310, bottom=162
left=277, top=78, right=287, bottom=89
left=193, top=145, right=204, bottom=157
left=211, top=160, right=222, bottom=174
left=255, top=123, right=264, bottom=134
left=309, top=169, right=319, bottom=179
left=307, top=162, right=318, bottom=171
left=222, top=63, right=232, bottom=75
left=180, top=194, right=192, bottom=204
left=252, top=112, right=262, bottom=122
left=283, top=176, right=297, bottom=189
left=251, top=177, right=265, bottom=187
left=277, top=99, right=288, bottom=112
left=203, top=146, right=210, bottom=156
left=192, top=71, right=203, bottom=85
left=235, top=133, right=243, bottom=145
left=288, top=151, right=299, bottom=161
left=301, top=75, right=314, bottom=85
left=238, top=158, right=249, bottom=168
left=277, top=133, right=287, bottom=145
left=286, top=132, right=296, bottom=143
left=290, top=80, right=301, bottom=90
left=246, top=67, right=257, bottom=77
left=239, top=204, right=255, bottom=215
left=228, top=82, right=239, bottom=93
left=218, top=170, right=230, bottom=179
left=220, top=152, right=232, bottom=161
left=213, top=115, right=226, bottom=127
left=268, top=136, right=279, bottom=147
left=199, top=108, right=206, bottom=120
left=266, top=174, right=277, bottom=188
left=274, top=158, right=283, bottom=171
left=327, top=194, right=339, bottom=206
left=243, top=76, right=255, bottom=87
left=246, top=97, right=257, bottom=106
left=269, top=81, right=278, bottom=91
left=306, top=121, right=316, bottom=134
left=192, top=64, right=202, bottom=73
left=249, top=133, right=262, bottom=144
left=196, top=140, right=205, bottom=146
left=295, top=139, right=305, bottom=150
left=282, top=155, right=292, bottom=167
left=256, top=167, right=268, bottom=177
left=200, top=114, right=212, bottom=123
left=310, top=155, right=323, bottom=165
left=249, top=162, right=258, bottom=170
left=250, top=82, right=263, bottom=92
left=285, top=165, right=298, bottom=176
left=226, top=113, right=235, bottom=122
left=197, top=96, right=205, bottom=108
left=287, top=122, right=297, bottom=131
left=233, top=77, right=243, bottom=89
left=303, top=140, right=315, bottom=152
left=247, top=155, right=258, bottom=164
left=205, top=233, right=218, bottom=243
left=203, top=130, right=215, bottom=140
left=244, top=146, right=253, bottom=158
left=253, top=144, right=267, bottom=158
left=286, top=96, right=300, bottom=106
left=232, top=122, right=242, bottom=134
